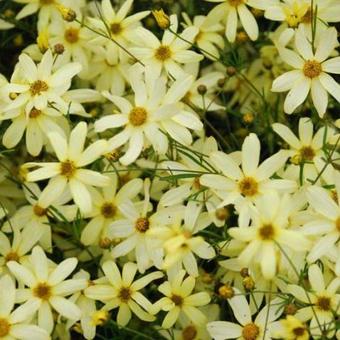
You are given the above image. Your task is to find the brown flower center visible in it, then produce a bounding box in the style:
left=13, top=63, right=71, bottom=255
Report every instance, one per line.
left=34, top=204, right=47, bottom=217
left=33, top=282, right=52, bottom=300
left=299, top=146, right=315, bottom=162
left=242, top=323, right=260, bottom=340
left=64, top=27, right=79, bottom=43
left=171, top=294, right=183, bottom=306
left=182, top=325, right=197, bottom=340
left=316, top=296, right=331, bottom=311
left=238, top=177, right=258, bottom=197
left=29, top=108, right=42, bottom=118
left=110, top=22, right=122, bottom=35
left=30, top=80, right=48, bottom=96
left=155, top=45, right=171, bottom=61
left=303, top=60, right=322, bottom=78
left=229, top=0, right=244, bottom=6
left=60, top=160, right=76, bottom=179
left=128, top=107, right=147, bottom=126
left=118, top=287, right=131, bottom=302
left=258, top=223, right=275, bottom=240
left=0, top=318, right=10, bottom=337
left=293, top=326, right=307, bottom=336
left=5, top=251, right=20, bottom=262
left=335, top=217, right=340, bottom=232
left=100, top=202, right=116, bottom=218
left=215, top=207, right=229, bottom=221
left=135, top=217, right=150, bottom=233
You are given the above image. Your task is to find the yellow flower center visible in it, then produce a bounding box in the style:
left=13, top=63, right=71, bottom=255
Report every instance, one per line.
left=64, top=27, right=79, bottom=43
left=0, top=318, right=10, bottom=337
left=34, top=204, right=47, bottom=217
left=135, top=217, right=150, bottom=233
left=29, top=108, right=42, bottom=118
left=99, top=237, right=113, bottom=249
left=33, top=282, right=52, bottom=300
left=218, top=284, right=234, bottom=299
left=40, top=0, right=54, bottom=4
left=30, top=80, right=48, bottom=96
left=171, top=294, right=183, bottom=306
left=118, top=287, right=131, bottom=302
left=258, top=223, right=276, bottom=240
left=155, top=45, right=172, bottom=61
left=303, top=60, right=322, bottom=78
left=316, top=296, right=331, bottom=311
left=100, top=202, right=116, bottom=219
left=182, top=325, right=198, bottom=340
left=242, top=323, right=260, bottom=340
left=5, top=251, right=20, bottom=262
left=299, top=146, right=315, bottom=162
left=110, top=22, right=122, bottom=35
left=228, top=0, right=244, bottom=7
left=60, top=160, right=76, bottom=179
left=336, top=217, right=340, bottom=232
left=238, top=177, right=258, bottom=197
left=128, top=107, right=148, bottom=126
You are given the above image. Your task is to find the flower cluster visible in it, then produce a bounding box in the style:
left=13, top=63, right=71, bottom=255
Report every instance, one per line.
left=0, top=0, right=339, bottom=339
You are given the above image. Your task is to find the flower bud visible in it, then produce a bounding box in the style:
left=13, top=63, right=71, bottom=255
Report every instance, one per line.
left=152, top=9, right=170, bottom=30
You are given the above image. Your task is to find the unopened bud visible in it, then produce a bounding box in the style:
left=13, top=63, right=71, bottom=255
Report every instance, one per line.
left=218, top=284, right=235, bottom=299
left=226, top=66, right=236, bottom=76
left=240, top=268, right=249, bottom=278
left=57, top=5, right=76, bottom=22
left=243, top=276, right=255, bottom=291
left=243, top=113, right=254, bottom=124
left=152, top=9, right=170, bottom=30
left=284, top=303, right=298, bottom=315
left=217, top=77, right=226, bottom=87
left=37, top=30, right=49, bottom=53
left=53, top=43, right=65, bottom=55
left=236, top=31, right=248, bottom=43
left=197, top=84, right=207, bottom=95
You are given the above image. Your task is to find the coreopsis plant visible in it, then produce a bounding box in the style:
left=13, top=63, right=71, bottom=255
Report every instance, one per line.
left=0, top=0, right=339, bottom=338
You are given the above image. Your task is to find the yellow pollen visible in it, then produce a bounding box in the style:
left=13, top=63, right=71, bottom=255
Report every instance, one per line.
left=118, top=287, right=131, bottom=302
left=100, top=202, right=116, bottom=218
left=110, top=22, right=122, bottom=35
left=0, top=318, right=10, bottom=337
left=33, top=204, right=47, bottom=217
left=258, top=223, right=276, bottom=240
left=316, top=296, right=331, bottom=311
left=182, top=325, right=197, bottom=340
left=287, top=14, right=300, bottom=28
left=171, top=294, right=183, bottom=306
left=64, top=27, right=79, bottom=43
left=229, top=0, right=244, bottom=6
left=29, top=108, right=42, bottom=118
left=5, top=251, right=20, bottom=262
left=128, top=107, right=147, bottom=126
left=30, top=80, right=49, bottom=96
left=242, top=323, right=260, bottom=340
left=155, top=45, right=172, bottom=61
left=60, top=160, right=76, bottom=179
left=135, top=217, right=150, bottom=233
left=303, top=60, right=322, bottom=78
left=238, top=177, right=258, bottom=197
left=33, top=282, right=52, bottom=300
left=299, top=146, right=315, bottom=162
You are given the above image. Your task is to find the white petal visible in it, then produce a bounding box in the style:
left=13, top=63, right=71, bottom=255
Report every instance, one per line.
left=284, top=77, right=311, bottom=114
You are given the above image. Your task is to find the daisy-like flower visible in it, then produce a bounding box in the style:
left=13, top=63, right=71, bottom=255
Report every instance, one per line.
left=271, top=315, right=309, bottom=340
left=94, top=67, right=203, bottom=165
left=3, top=49, right=81, bottom=115
left=24, top=122, right=110, bottom=214
left=84, top=261, right=163, bottom=326
left=108, top=179, right=171, bottom=273
left=271, top=26, right=340, bottom=117
left=150, top=202, right=215, bottom=277
left=153, top=270, right=211, bottom=329
left=80, top=174, right=143, bottom=246
left=0, top=275, right=50, bottom=340
left=264, top=0, right=340, bottom=31
left=0, top=225, right=42, bottom=272
left=200, top=133, right=295, bottom=226
left=205, top=0, right=273, bottom=43
left=301, top=174, right=340, bottom=266
left=7, top=246, right=87, bottom=334
left=288, top=264, right=340, bottom=338
left=207, top=288, right=282, bottom=340
left=2, top=183, right=77, bottom=252
left=228, top=191, right=311, bottom=279
left=130, top=15, right=203, bottom=79
left=88, top=0, right=150, bottom=62
left=182, top=12, right=224, bottom=60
